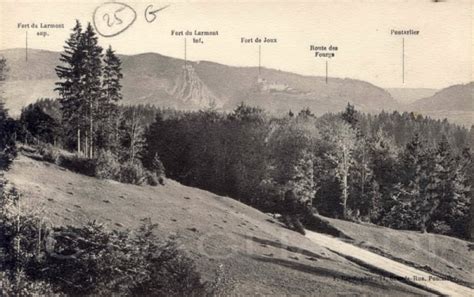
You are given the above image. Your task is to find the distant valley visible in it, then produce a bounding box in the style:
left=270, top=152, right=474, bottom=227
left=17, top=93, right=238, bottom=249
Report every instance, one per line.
left=386, top=88, right=438, bottom=105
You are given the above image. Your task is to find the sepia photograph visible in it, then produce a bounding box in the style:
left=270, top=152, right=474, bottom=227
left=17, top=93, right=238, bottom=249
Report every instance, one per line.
left=0, top=0, right=473, bottom=296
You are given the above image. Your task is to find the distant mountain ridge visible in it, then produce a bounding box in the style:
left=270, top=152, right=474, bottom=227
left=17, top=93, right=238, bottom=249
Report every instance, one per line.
left=404, top=83, right=473, bottom=127
left=2, top=48, right=471, bottom=127
left=0, top=48, right=398, bottom=116
left=408, top=82, right=473, bottom=112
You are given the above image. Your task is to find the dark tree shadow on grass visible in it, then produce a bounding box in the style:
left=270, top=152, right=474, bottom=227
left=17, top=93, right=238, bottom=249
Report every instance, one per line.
left=238, top=233, right=333, bottom=261
left=249, top=255, right=426, bottom=294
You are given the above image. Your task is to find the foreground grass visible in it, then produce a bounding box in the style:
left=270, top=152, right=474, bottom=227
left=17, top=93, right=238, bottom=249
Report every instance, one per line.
left=3, top=154, right=433, bottom=296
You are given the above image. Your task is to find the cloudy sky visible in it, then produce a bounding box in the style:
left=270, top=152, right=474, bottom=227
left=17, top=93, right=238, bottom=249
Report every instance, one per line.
left=1, top=0, right=471, bottom=89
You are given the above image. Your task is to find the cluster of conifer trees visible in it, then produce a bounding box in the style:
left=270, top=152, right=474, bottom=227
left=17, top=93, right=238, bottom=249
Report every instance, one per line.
left=143, top=104, right=472, bottom=239
left=55, top=21, right=123, bottom=158
left=16, top=22, right=162, bottom=184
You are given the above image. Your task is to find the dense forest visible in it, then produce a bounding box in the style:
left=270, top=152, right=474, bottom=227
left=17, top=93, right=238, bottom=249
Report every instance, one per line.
left=2, top=21, right=473, bottom=241
left=16, top=88, right=473, bottom=240
left=141, top=104, right=472, bottom=238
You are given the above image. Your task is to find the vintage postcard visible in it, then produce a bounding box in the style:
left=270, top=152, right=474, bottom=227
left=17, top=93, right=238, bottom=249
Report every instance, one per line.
left=0, top=0, right=472, bottom=296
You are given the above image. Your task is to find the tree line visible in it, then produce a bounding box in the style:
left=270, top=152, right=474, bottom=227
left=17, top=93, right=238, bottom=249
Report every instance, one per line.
left=143, top=104, right=472, bottom=239
left=3, top=21, right=472, bottom=239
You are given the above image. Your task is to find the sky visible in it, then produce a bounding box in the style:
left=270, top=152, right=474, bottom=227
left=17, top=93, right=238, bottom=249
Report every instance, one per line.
left=0, top=0, right=472, bottom=89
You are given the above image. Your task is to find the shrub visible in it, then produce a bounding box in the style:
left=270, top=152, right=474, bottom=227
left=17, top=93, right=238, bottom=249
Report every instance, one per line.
left=37, top=143, right=61, bottom=163
left=346, top=208, right=361, bottom=223
left=382, top=203, right=419, bottom=231
left=430, top=220, right=452, bottom=235
left=119, top=160, right=146, bottom=185
left=145, top=170, right=159, bottom=186
left=34, top=144, right=163, bottom=186
left=95, top=151, right=160, bottom=186
left=95, top=150, right=121, bottom=180
left=158, top=175, right=165, bottom=185
left=126, top=219, right=208, bottom=296
left=2, top=218, right=209, bottom=296
left=1, top=180, right=210, bottom=296
left=0, top=271, right=57, bottom=297
left=56, top=154, right=97, bottom=177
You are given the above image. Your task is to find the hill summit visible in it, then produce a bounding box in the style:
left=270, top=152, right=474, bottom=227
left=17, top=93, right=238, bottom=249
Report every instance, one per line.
left=0, top=48, right=398, bottom=115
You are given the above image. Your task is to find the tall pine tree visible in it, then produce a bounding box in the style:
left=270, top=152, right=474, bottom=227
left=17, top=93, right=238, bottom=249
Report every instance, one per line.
left=55, top=20, right=84, bottom=153
left=383, top=133, right=428, bottom=230
left=82, top=23, right=103, bottom=158
left=56, top=21, right=105, bottom=158
left=341, top=102, right=358, bottom=130
left=97, top=45, right=123, bottom=151
left=421, top=136, right=452, bottom=233
left=368, top=130, right=399, bottom=222
left=438, top=147, right=471, bottom=237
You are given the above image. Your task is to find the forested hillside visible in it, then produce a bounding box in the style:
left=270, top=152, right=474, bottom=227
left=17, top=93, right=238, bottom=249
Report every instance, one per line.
left=18, top=95, right=473, bottom=240
left=142, top=105, right=471, bottom=237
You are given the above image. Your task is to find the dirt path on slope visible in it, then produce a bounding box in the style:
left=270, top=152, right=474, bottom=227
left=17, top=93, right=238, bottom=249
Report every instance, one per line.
left=306, top=230, right=474, bottom=296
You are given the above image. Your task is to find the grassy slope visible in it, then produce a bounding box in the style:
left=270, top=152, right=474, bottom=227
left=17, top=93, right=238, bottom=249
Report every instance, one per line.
left=318, top=216, right=473, bottom=288
left=5, top=154, right=430, bottom=296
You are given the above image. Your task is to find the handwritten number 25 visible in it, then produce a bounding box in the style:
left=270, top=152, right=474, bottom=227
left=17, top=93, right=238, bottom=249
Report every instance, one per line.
left=103, top=7, right=125, bottom=27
